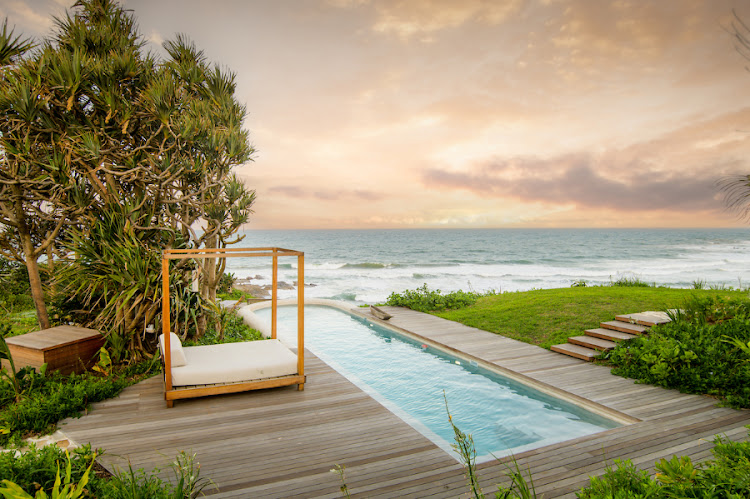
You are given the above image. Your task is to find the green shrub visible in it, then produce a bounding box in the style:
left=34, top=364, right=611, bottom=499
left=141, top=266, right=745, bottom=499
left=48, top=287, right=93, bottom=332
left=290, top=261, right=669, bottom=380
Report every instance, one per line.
left=185, top=309, right=263, bottom=346
left=577, top=429, right=750, bottom=497
left=0, top=372, right=129, bottom=445
left=0, top=444, right=211, bottom=498
left=0, top=444, right=99, bottom=496
left=578, top=459, right=657, bottom=498
left=0, top=357, right=157, bottom=446
left=609, top=276, right=652, bottom=287
left=604, top=295, right=750, bottom=408
left=217, top=272, right=236, bottom=294
left=385, top=284, right=496, bottom=312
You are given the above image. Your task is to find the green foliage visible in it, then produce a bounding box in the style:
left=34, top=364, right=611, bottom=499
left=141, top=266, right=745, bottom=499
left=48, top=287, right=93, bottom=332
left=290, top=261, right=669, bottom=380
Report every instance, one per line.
left=385, top=284, right=496, bottom=313
left=54, top=208, right=176, bottom=359
left=0, top=372, right=128, bottom=446
left=0, top=259, right=36, bottom=335
left=671, top=294, right=750, bottom=325
left=0, top=444, right=211, bottom=498
left=0, top=451, right=94, bottom=499
left=216, top=289, right=254, bottom=301
left=445, top=395, right=483, bottom=498
left=216, top=272, right=235, bottom=295
left=605, top=295, right=750, bottom=408
left=1, top=0, right=255, bottom=354
left=0, top=445, right=97, bottom=498
left=0, top=359, right=158, bottom=447
left=578, top=430, right=750, bottom=497
left=495, top=458, right=537, bottom=499
left=577, top=459, right=660, bottom=498
left=184, top=309, right=262, bottom=346
left=609, top=276, right=652, bottom=287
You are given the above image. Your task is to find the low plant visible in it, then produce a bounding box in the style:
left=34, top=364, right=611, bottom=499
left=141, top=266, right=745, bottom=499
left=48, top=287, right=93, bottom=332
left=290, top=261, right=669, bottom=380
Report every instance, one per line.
left=0, top=445, right=99, bottom=497
left=385, top=284, right=496, bottom=312
left=0, top=373, right=129, bottom=446
left=578, top=429, right=750, bottom=497
left=0, top=357, right=157, bottom=447
left=216, top=272, right=235, bottom=295
left=0, top=449, right=94, bottom=499
left=0, top=324, right=46, bottom=403
left=604, top=294, right=750, bottom=408
left=184, top=309, right=263, bottom=347
left=0, top=444, right=212, bottom=498
left=330, top=464, right=350, bottom=499
left=216, top=289, right=254, bottom=301
left=609, top=276, right=651, bottom=287
left=446, top=395, right=483, bottom=497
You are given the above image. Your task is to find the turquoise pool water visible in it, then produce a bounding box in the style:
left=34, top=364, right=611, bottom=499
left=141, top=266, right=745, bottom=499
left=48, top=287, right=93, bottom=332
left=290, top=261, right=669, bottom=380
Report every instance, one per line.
left=254, top=305, right=620, bottom=461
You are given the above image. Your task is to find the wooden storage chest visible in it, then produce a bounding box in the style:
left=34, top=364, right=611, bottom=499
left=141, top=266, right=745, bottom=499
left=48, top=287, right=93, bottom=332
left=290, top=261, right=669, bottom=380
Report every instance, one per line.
left=4, top=325, right=104, bottom=375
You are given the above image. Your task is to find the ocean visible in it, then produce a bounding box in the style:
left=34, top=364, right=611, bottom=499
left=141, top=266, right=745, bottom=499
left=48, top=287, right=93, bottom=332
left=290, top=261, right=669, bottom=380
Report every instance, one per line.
left=225, top=228, right=750, bottom=304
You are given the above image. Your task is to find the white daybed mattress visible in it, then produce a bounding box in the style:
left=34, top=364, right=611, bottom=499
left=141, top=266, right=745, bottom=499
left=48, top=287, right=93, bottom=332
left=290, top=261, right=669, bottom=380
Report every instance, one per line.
left=170, top=338, right=298, bottom=387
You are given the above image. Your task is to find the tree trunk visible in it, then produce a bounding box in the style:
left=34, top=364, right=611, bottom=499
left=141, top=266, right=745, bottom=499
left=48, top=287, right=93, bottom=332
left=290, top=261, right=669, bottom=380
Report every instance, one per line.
left=205, top=233, right=219, bottom=303
left=19, top=229, right=50, bottom=330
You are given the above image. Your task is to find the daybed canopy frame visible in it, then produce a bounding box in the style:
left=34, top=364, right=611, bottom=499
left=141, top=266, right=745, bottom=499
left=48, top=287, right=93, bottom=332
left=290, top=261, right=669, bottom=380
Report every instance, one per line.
left=161, top=247, right=305, bottom=407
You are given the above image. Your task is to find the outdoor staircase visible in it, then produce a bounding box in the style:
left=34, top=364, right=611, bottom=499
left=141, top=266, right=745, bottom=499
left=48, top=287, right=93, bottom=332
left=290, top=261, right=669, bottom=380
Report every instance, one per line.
left=551, top=311, right=672, bottom=361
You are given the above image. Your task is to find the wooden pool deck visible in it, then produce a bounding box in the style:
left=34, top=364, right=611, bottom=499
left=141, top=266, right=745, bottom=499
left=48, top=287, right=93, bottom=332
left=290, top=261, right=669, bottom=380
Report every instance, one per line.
left=60, top=307, right=750, bottom=498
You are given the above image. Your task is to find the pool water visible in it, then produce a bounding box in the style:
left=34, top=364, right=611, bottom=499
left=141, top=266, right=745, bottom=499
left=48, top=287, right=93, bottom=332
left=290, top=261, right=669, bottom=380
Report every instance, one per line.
left=254, top=305, right=620, bottom=461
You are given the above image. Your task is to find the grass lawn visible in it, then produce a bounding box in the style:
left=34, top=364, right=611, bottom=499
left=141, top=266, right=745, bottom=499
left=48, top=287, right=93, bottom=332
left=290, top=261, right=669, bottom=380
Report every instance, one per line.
left=435, top=286, right=749, bottom=349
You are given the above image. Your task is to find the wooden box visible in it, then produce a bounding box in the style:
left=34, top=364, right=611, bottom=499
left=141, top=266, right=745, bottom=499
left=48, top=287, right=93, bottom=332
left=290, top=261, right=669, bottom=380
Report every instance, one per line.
left=3, top=325, right=105, bottom=375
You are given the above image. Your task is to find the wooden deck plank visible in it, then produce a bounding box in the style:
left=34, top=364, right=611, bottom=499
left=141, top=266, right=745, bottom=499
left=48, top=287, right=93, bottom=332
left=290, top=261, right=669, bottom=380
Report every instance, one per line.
left=59, top=306, right=750, bottom=498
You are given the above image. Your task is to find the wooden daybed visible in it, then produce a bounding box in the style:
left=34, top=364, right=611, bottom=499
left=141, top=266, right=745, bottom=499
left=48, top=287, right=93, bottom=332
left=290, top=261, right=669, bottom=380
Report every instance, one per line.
left=160, top=247, right=305, bottom=408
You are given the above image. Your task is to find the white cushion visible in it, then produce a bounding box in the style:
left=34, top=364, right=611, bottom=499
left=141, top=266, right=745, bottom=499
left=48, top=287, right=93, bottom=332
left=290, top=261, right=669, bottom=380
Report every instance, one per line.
left=169, top=339, right=298, bottom=386
left=159, top=332, right=188, bottom=367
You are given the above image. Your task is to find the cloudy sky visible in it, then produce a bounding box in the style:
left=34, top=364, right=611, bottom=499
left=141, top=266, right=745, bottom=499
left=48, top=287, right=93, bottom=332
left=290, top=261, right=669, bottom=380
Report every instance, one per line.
left=5, top=0, right=750, bottom=229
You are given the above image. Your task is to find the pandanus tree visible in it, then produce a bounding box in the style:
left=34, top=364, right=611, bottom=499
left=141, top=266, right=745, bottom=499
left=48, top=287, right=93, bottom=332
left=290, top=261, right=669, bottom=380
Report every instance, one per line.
left=158, top=36, right=255, bottom=329
left=0, top=20, right=87, bottom=329
left=0, top=0, right=255, bottom=355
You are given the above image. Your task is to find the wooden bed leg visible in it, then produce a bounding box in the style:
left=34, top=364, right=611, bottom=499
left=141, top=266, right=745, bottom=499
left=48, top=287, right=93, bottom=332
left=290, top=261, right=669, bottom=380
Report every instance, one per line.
left=166, top=400, right=174, bottom=408
left=298, top=383, right=304, bottom=391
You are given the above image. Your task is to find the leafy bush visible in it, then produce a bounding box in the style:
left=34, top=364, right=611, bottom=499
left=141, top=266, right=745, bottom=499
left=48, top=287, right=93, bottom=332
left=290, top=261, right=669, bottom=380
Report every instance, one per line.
left=0, top=356, right=158, bottom=446
left=578, top=430, right=750, bottom=498
left=0, top=444, right=211, bottom=498
left=604, top=295, right=750, bottom=408
left=217, top=272, right=236, bottom=294
left=578, top=459, right=657, bottom=498
left=185, top=310, right=263, bottom=346
left=609, top=276, right=652, bottom=287
left=385, top=284, right=496, bottom=312
left=0, top=444, right=99, bottom=496
left=0, top=372, right=129, bottom=445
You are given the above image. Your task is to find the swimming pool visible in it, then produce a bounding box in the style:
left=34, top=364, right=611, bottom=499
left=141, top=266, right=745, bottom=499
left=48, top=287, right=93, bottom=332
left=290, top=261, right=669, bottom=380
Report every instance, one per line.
left=249, top=302, right=622, bottom=462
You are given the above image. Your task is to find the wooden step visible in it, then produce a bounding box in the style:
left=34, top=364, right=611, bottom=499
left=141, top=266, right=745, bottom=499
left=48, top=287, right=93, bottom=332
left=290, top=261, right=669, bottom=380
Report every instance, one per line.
left=568, top=335, right=617, bottom=351
left=600, top=320, right=648, bottom=335
left=550, top=343, right=598, bottom=361
left=585, top=328, right=638, bottom=342
left=615, top=311, right=671, bottom=327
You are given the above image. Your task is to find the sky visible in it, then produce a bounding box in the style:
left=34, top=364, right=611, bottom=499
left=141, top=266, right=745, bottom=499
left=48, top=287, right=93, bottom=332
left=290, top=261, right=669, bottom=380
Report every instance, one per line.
left=4, top=0, right=750, bottom=229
